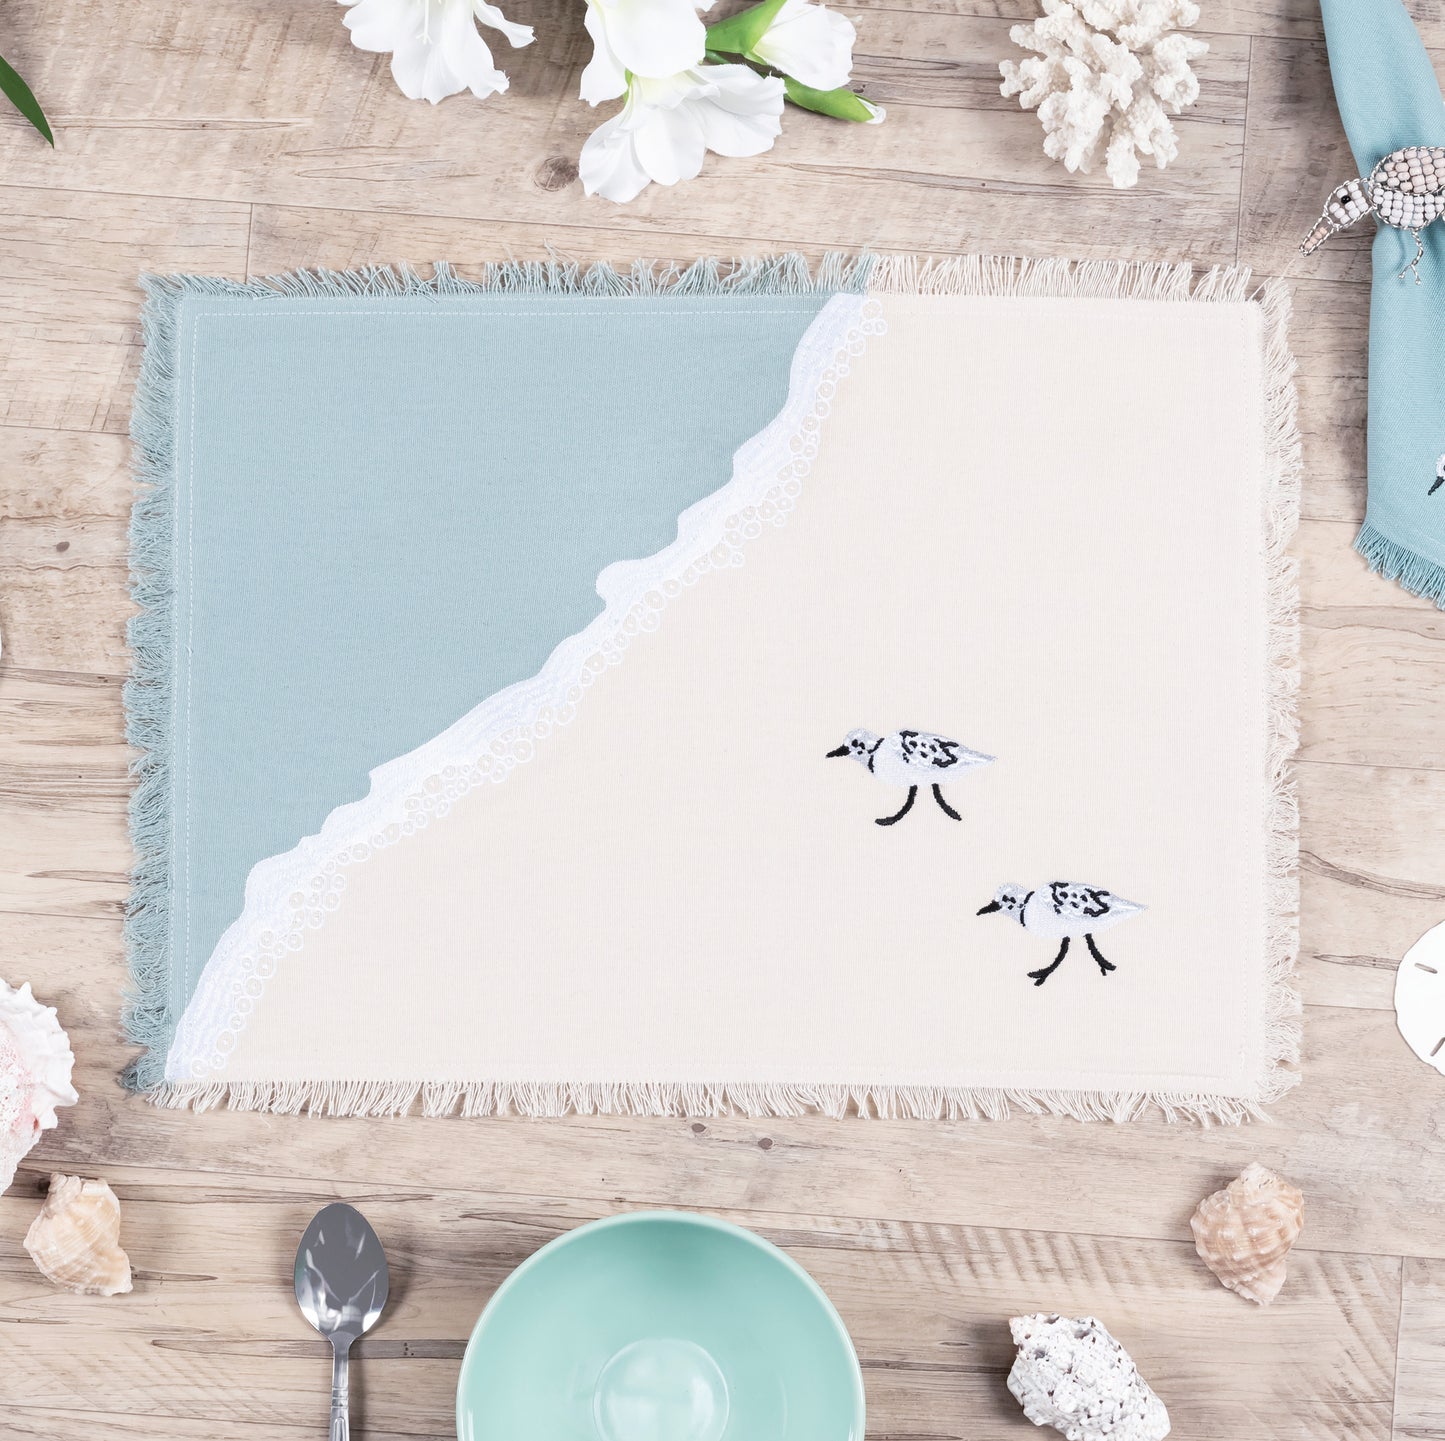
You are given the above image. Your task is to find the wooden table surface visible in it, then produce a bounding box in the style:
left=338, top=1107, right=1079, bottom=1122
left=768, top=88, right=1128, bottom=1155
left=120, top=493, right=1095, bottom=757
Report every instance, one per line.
left=2, top=0, right=1443, bottom=1436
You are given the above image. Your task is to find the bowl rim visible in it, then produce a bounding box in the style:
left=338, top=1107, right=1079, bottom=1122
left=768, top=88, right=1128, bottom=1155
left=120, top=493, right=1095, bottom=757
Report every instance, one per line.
left=455, top=1207, right=867, bottom=1439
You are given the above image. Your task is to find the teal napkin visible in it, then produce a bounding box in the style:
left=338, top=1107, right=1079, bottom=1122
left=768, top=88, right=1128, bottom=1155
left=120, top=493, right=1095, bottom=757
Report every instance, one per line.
left=1319, top=0, right=1445, bottom=600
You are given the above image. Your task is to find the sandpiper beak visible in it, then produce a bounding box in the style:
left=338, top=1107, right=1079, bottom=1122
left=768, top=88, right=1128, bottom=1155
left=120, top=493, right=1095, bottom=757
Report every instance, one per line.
left=976, top=901, right=1002, bottom=915
left=825, top=745, right=850, bottom=758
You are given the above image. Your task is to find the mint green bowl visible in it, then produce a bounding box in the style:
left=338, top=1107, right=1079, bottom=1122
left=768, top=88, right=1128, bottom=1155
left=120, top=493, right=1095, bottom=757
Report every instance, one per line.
left=456, top=1210, right=865, bottom=1441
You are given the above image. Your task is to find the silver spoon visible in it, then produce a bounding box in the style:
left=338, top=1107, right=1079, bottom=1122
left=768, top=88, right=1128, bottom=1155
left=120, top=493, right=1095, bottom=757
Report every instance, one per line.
left=294, top=1203, right=390, bottom=1441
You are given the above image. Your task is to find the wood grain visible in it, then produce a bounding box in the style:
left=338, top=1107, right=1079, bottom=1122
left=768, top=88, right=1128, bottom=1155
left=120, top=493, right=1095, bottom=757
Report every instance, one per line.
left=0, top=1173, right=1407, bottom=1439
left=1, top=0, right=1443, bottom=1435
left=1397, top=1259, right=1445, bottom=1440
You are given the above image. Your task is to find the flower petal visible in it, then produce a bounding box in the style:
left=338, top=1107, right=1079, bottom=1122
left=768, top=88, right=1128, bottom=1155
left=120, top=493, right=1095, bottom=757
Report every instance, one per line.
left=590, top=0, right=706, bottom=79
left=342, top=0, right=422, bottom=54
left=579, top=2, right=628, bottom=104
left=580, top=108, right=654, bottom=201
left=343, top=0, right=512, bottom=102
left=630, top=99, right=708, bottom=185
left=752, top=1, right=856, bottom=92
left=692, top=63, right=784, bottom=157
left=435, top=2, right=509, bottom=98
left=472, top=0, right=533, bottom=48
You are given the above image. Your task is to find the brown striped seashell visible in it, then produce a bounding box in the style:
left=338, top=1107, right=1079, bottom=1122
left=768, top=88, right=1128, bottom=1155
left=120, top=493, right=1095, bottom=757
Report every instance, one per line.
left=24, top=1173, right=133, bottom=1296
left=1189, top=1162, right=1302, bottom=1306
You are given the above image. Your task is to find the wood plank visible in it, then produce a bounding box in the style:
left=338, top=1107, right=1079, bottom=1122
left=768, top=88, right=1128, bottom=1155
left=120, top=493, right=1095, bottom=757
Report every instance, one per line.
left=1, top=1000, right=1437, bottom=1265
left=0, top=5, right=1248, bottom=264
left=0, top=1176, right=1401, bottom=1439
left=3, top=1408, right=351, bottom=1441
left=1302, top=623, right=1445, bottom=769
left=1397, top=1257, right=1445, bottom=1440
left=1297, top=761, right=1445, bottom=1011
left=1240, top=36, right=1371, bottom=283
left=0, top=427, right=130, bottom=519
left=0, top=187, right=248, bottom=434
left=1288, top=279, right=1368, bottom=525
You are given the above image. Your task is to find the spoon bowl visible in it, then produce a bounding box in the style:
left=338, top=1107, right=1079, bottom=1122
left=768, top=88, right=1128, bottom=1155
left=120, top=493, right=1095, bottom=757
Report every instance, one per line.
left=295, top=1202, right=390, bottom=1441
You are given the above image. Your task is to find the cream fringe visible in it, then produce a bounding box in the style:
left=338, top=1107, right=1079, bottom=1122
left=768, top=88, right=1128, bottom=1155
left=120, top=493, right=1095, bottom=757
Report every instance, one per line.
left=145, top=1077, right=1281, bottom=1125
left=136, top=253, right=1302, bottom=1125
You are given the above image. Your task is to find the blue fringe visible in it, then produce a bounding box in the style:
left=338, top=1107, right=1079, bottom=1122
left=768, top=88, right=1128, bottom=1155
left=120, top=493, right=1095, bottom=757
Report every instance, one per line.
left=120, top=254, right=873, bottom=1093
left=1355, top=520, right=1445, bottom=606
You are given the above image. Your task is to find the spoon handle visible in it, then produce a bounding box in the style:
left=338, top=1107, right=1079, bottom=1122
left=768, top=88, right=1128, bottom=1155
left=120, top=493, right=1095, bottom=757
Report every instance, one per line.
left=329, top=1345, right=350, bottom=1441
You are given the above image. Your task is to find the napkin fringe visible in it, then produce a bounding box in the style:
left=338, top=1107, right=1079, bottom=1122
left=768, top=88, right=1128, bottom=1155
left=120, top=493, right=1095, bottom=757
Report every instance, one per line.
left=1354, top=521, right=1445, bottom=604
left=126, top=254, right=1301, bottom=1121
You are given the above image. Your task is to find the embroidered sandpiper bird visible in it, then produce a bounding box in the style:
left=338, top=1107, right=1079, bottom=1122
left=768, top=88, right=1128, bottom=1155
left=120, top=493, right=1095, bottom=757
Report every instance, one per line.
left=976, top=882, right=1145, bottom=986
left=1431, top=454, right=1445, bottom=496
left=826, top=727, right=994, bottom=826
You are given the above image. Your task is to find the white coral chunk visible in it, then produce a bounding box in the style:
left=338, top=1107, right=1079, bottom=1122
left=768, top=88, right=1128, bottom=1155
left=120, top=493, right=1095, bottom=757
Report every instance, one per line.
left=1008, top=1314, right=1170, bottom=1440
left=1000, top=0, right=1208, bottom=189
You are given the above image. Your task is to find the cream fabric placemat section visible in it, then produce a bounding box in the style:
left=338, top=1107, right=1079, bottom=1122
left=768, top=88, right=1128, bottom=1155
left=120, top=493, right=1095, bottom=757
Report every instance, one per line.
left=214, top=289, right=1291, bottom=1116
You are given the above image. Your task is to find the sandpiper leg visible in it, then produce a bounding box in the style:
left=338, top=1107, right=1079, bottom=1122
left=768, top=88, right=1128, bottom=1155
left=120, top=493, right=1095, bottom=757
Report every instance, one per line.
left=1399, top=228, right=1426, bottom=284
left=876, top=786, right=918, bottom=826
left=1084, top=934, right=1116, bottom=975
left=1028, top=937, right=1070, bottom=986
left=931, top=784, right=961, bottom=821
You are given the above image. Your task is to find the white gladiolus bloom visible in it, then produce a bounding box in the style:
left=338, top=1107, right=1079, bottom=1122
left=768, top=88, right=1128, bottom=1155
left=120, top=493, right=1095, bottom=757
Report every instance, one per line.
left=340, top=0, right=534, bottom=104
left=580, top=0, right=713, bottom=104
left=580, top=64, right=785, bottom=203
left=750, top=0, right=857, bottom=92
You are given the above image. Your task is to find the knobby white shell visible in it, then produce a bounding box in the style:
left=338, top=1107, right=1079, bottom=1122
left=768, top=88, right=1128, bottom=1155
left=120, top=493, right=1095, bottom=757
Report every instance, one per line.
left=1394, top=921, right=1445, bottom=1073
left=1189, top=1162, right=1303, bottom=1305
left=1008, top=1314, right=1170, bottom=1440
left=24, top=1173, right=133, bottom=1297
left=0, top=980, right=79, bottom=1196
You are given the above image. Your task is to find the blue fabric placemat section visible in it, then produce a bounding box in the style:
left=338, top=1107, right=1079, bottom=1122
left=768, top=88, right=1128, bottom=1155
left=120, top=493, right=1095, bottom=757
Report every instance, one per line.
left=125, top=260, right=861, bottom=1086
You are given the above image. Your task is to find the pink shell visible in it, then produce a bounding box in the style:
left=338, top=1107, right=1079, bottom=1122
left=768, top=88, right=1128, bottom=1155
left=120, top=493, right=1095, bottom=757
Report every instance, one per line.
left=0, top=981, right=78, bottom=1196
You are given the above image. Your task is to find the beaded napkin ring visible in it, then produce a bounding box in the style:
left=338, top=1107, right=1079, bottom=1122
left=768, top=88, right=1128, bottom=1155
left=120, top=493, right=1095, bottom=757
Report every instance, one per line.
left=1300, top=145, right=1445, bottom=282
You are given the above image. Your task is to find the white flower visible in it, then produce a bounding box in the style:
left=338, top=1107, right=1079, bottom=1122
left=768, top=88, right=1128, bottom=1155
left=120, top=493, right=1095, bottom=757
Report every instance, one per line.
left=580, top=0, right=713, bottom=104
left=580, top=64, right=785, bottom=203
left=340, top=0, right=533, bottom=104
left=750, top=0, right=856, bottom=92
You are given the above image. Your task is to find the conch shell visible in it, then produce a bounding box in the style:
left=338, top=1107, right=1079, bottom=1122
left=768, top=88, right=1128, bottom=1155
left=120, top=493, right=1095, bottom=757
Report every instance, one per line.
left=25, top=1173, right=133, bottom=1296
left=1007, top=1314, right=1169, bottom=1440
left=1189, top=1162, right=1303, bottom=1305
left=0, top=980, right=78, bottom=1196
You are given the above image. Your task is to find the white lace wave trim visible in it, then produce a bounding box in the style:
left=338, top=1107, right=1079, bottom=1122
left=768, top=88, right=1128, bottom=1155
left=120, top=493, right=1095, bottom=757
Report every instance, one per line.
left=166, top=292, right=883, bottom=1080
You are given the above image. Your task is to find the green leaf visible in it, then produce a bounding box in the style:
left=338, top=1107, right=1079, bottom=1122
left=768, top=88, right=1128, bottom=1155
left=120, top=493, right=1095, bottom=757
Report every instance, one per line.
left=784, top=76, right=884, bottom=124
left=704, top=0, right=791, bottom=58
left=0, top=52, right=53, bottom=145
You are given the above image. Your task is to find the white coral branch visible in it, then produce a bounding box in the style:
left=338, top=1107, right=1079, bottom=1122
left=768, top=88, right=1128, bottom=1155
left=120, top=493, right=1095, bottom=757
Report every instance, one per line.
left=1000, top=0, right=1208, bottom=189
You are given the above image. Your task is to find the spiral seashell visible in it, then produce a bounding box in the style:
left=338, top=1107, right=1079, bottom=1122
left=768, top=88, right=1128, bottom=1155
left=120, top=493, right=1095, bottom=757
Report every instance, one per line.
left=1189, top=1162, right=1303, bottom=1306
left=24, top=1173, right=133, bottom=1296
left=0, top=980, right=78, bottom=1196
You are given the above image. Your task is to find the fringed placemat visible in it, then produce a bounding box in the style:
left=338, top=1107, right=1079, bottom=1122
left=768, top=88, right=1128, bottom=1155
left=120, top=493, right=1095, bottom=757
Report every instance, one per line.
left=124, top=254, right=1300, bottom=1122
